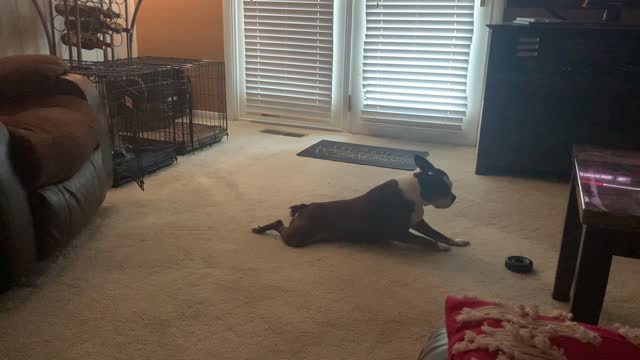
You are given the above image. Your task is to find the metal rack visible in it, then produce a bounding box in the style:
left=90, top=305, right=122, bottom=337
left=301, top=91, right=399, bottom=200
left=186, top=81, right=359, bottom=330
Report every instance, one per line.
left=44, top=0, right=141, bottom=63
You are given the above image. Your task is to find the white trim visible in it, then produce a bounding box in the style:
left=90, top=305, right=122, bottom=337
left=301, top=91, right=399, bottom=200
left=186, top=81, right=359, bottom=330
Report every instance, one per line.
left=223, top=0, right=239, bottom=121
left=474, top=0, right=505, bottom=146
left=464, top=0, right=505, bottom=146
left=458, top=0, right=499, bottom=145
left=347, top=0, right=366, bottom=135
left=336, top=0, right=353, bottom=132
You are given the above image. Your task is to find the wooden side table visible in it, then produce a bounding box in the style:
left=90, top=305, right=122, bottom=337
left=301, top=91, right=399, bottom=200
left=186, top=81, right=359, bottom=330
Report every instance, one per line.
left=552, top=146, right=640, bottom=325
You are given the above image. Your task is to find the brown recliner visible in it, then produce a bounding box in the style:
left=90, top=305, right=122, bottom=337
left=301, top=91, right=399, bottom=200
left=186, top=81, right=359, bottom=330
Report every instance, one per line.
left=0, top=55, right=112, bottom=291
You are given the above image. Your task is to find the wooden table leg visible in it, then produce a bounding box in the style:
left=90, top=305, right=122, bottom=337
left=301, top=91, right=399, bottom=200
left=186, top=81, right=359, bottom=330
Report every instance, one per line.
left=552, top=177, right=583, bottom=302
left=570, top=226, right=613, bottom=325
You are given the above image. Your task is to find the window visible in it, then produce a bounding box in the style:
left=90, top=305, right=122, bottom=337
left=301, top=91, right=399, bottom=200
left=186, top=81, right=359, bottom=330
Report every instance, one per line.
left=359, top=0, right=474, bottom=126
left=241, top=0, right=335, bottom=124
left=232, top=0, right=494, bottom=144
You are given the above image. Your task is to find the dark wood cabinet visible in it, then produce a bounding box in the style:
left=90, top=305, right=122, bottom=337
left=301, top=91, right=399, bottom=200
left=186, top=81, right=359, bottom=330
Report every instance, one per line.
left=475, top=23, right=640, bottom=180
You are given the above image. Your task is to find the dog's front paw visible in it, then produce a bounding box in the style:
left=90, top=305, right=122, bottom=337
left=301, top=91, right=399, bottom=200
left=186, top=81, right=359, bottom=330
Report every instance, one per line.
left=435, top=243, right=451, bottom=252
left=452, top=239, right=470, bottom=247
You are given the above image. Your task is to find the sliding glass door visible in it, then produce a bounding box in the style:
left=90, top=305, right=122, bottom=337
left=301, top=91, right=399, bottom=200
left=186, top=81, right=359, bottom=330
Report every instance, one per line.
left=349, top=0, right=494, bottom=144
left=239, top=0, right=346, bottom=129
left=235, top=0, right=497, bottom=144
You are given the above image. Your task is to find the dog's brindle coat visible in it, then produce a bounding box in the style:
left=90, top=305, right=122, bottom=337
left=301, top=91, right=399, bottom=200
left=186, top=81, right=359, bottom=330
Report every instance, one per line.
left=252, top=155, right=469, bottom=251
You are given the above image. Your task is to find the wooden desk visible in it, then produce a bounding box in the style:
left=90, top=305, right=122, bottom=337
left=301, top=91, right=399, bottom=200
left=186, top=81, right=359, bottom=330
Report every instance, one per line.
left=552, top=146, right=640, bottom=324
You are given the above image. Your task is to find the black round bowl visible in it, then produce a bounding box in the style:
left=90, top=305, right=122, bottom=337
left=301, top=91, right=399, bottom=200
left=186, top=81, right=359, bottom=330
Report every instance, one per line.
left=505, top=256, right=534, bottom=274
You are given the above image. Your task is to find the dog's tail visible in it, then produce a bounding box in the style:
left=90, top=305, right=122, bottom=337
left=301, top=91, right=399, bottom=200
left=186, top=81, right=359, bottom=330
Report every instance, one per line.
left=289, top=203, right=309, bottom=218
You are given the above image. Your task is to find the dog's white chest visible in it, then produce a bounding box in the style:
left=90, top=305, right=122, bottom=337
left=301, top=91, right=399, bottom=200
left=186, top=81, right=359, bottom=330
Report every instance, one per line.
left=396, top=172, right=425, bottom=225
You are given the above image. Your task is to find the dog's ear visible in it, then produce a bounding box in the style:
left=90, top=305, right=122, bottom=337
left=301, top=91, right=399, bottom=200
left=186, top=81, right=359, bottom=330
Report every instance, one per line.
left=414, top=154, right=435, bottom=172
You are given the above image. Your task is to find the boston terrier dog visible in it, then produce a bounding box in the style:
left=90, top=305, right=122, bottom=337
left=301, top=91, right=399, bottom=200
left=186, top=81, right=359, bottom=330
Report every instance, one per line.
left=252, top=155, right=469, bottom=251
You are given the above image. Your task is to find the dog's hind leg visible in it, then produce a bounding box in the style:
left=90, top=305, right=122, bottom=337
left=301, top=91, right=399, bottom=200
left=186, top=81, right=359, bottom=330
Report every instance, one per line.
left=253, top=218, right=320, bottom=248
left=277, top=221, right=319, bottom=248
left=289, top=203, right=309, bottom=217
left=252, top=220, right=284, bottom=234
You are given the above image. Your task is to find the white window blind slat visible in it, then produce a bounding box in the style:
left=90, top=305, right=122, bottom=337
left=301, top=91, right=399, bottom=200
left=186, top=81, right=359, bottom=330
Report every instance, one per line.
left=244, top=26, right=333, bottom=35
left=246, top=61, right=332, bottom=73
left=247, top=85, right=333, bottom=98
left=245, top=35, right=333, bottom=46
left=246, top=98, right=329, bottom=113
left=363, top=50, right=470, bottom=60
left=245, top=46, right=333, bottom=56
left=364, top=44, right=470, bottom=53
left=242, top=0, right=334, bottom=123
left=365, top=37, right=472, bottom=45
left=246, top=52, right=333, bottom=64
left=247, top=85, right=331, bottom=101
left=362, top=69, right=467, bottom=81
left=366, top=14, right=474, bottom=20
left=246, top=39, right=333, bottom=49
left=245, top=17, right=333, bottom=24
left=244, top=1, right=333, bottom=11
left=364, top=66, right=469, bottom=76
left=245, top=71, right=332, bottom=85
left=364, top=58, right=469, bottom=68
left=364, top=85, right=467, bottom=98
left=247, top=79, right=332, bottom=91
left=362, top=0, right=474, bottom=124
left=363, top=80, right=466, bottom=91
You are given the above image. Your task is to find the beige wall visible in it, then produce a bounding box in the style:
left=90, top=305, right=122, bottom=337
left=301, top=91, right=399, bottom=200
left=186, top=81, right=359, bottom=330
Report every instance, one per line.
left=135, top=0, right=224, bottom=61
left=1, top=0, right=51, bottom=57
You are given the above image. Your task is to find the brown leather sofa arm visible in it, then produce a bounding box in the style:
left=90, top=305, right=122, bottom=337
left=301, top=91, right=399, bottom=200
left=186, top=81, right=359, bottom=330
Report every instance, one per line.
left=53, top=74, right=113, bottom=184
left=0, top=55, right=68, bottom=101
left=51, top=74, right=108, bottom=133
left=55, top=74, right=103, bottom=114
left=0, top=124, right=37, bottom=290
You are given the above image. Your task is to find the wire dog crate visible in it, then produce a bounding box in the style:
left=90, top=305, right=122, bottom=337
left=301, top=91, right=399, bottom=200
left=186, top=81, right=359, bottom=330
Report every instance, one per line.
left=129, top=57, right=228, bottom=154
left=69, top=57, right=228, bottom=188
left=70, top=60, right=185, bottom=188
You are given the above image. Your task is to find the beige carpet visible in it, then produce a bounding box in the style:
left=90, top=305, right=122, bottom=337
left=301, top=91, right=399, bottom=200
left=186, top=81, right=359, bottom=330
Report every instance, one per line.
left=2, top=121, right=639, bottom=360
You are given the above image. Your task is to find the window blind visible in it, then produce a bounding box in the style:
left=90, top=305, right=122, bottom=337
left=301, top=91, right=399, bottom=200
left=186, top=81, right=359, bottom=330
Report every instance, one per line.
left=362, top=0, right=474, bottom=126
left=242, top=0, right=334, bottom=123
